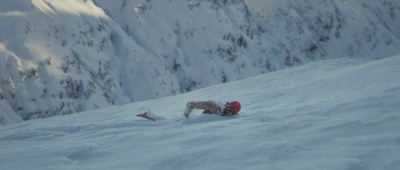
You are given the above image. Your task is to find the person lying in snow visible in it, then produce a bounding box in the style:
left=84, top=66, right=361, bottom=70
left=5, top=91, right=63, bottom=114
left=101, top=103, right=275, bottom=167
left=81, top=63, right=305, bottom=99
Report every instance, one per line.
left=136, top=100, right=241, bottom=121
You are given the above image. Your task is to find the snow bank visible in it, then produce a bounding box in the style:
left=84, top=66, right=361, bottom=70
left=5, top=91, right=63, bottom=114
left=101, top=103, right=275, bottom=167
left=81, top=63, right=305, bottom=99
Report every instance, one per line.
left=0, top=55, right=399, bottom=169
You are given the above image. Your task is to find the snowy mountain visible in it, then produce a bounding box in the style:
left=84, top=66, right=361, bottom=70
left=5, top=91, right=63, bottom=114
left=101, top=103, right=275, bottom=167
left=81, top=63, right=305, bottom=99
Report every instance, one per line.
left=1, top=55, right=399, bottom=169
left=1, top=0, right=399, bottom=123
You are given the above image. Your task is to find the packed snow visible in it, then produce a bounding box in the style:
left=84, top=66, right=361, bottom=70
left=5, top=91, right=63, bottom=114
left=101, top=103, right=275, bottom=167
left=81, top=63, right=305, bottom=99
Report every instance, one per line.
left=1, top=55, right=399, bottom=170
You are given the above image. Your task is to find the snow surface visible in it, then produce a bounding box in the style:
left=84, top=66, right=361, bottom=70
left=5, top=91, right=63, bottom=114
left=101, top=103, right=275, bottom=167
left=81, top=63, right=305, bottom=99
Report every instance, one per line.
left=1, top=0, right=400, bottom=122
left=1, top=55, right=399, bottom=170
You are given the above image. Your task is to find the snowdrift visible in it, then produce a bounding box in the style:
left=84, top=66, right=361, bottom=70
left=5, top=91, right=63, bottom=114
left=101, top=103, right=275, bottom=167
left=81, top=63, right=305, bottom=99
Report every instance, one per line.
left=0, top=55, right=399, bottom=169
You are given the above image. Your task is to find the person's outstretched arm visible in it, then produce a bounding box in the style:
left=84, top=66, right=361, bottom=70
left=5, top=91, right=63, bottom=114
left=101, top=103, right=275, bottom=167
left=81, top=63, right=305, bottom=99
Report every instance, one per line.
left=183, top=101, right=220, bottom=118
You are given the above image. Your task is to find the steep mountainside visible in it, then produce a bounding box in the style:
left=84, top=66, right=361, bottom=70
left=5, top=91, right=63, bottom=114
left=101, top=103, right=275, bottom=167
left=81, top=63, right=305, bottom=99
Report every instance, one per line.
left=0, top=0, right=399, bottom=123
left=1, top=55, right=399, bottom=169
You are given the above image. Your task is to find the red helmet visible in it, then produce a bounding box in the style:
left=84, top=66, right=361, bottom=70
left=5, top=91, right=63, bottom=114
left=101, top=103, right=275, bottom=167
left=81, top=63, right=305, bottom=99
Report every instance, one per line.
left=228, top=101, right=241, bottom=115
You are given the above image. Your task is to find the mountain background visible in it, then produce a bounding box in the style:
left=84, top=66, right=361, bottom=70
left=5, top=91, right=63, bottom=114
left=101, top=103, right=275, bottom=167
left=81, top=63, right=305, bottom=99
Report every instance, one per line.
left=0, top=0, right=399, bottom=124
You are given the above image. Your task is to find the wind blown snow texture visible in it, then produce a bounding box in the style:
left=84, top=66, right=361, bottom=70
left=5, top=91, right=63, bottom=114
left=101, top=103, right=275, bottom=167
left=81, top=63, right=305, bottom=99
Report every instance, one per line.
left=0, top=55, right=399, bottom=170
left=1, top=0, right=400, bottom=123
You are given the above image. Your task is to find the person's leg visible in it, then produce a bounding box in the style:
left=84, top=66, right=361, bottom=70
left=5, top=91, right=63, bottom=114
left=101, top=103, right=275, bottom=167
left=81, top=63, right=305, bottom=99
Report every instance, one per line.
left=183, top=102, right=195, bottom=118
left=137, top=112, right=155, bottom=121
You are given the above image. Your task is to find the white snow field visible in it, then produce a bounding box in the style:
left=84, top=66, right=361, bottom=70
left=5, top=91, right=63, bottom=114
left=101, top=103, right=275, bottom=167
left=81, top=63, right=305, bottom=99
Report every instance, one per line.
left=1, top=55, right=400, bottom=170
left=1, top=0, right=400, bottom=121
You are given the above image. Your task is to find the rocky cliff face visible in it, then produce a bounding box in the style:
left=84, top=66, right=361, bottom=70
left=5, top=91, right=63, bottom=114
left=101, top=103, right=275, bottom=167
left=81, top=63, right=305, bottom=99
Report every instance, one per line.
left=0, top=0, right=399, bottom=123
left=247, top=0, right=400, bottom=62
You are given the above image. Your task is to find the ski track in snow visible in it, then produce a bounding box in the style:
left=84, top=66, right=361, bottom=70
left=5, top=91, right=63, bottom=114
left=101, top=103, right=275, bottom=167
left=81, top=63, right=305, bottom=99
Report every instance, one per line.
left=1, top=56, right=400, bottom=170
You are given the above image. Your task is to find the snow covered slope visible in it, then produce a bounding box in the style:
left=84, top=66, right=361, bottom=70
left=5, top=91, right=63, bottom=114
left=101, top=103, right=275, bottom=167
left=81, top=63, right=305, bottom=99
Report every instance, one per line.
left=1, top=0, right=400, bottom=122
left=1, top=55, right=399, bottom=170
